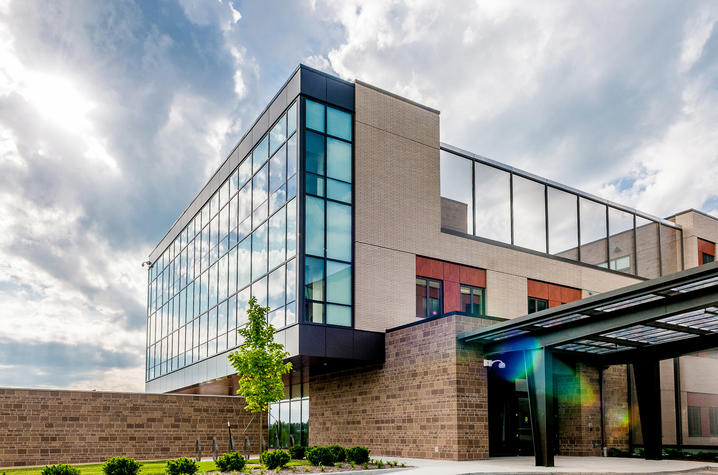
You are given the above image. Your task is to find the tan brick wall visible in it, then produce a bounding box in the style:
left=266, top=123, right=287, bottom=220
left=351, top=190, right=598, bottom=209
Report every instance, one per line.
left=672, top=210, right=718, bottom=269
left=0, top=388, right=263, bottom=468
left=308, top=315, right=492, bottom=461
left=353, top=82, right=642, bottom=333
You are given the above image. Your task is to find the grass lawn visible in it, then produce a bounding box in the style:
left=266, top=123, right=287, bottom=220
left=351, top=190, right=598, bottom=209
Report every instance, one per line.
left=0, top=460, right=218, bottom=475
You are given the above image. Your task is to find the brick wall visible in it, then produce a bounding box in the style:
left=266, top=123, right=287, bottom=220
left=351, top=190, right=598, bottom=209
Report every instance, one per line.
left=309, top=314, right=492, bottom=461
left=0, top=388, right=263, bottom=468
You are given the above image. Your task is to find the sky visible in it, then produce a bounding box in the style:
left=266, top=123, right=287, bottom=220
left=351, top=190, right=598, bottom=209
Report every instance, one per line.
left=1, top=0, right=717, bottom=392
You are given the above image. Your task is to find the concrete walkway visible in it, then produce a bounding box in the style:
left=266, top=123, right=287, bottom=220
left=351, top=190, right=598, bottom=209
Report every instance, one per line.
left=372, top=455, right=718, bottom=474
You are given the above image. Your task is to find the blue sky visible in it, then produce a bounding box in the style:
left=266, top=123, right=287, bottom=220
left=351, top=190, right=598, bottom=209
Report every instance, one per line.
left=0, top=0, right=717, bottom=391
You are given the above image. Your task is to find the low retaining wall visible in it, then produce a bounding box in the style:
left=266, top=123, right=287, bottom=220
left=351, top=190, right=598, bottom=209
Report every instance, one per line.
left=0, top=388, right=263, bottom=467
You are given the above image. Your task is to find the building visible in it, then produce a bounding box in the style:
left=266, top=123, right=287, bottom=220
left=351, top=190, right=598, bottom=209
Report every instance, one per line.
left=145, top=64, right=718, bottom=463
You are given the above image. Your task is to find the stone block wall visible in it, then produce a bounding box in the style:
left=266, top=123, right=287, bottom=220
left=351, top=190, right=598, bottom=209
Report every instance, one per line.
left=0, top=388, right=262, bottom=468
left=308, top=314, right=492, bottom=461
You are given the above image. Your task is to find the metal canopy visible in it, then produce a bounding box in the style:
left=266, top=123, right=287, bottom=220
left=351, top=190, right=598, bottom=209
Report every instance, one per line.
left=459, top=261, right=718, bottom=363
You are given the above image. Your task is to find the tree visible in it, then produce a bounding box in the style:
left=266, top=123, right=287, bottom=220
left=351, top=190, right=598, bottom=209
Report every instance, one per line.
left=228, top=297, right=292, bottom=454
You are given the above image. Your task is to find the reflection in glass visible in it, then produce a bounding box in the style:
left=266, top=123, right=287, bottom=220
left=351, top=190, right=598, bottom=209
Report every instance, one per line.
left=287, top=199, right=296, bottom=258
left=304, top=257, right=324, bottom=301
left=305, top=196, right=324, bottom=257
left=548, top=187, right=578, bottom=259
left=440, top=151, right=472, bottom=234
left=287, top=102, right=297, bottom=136
left=326, top=261, right=351, bottom=305
left=252, top=276, right=267, bottom=307
left=305, top=100, right=325, bottom=133
left=513, top=176, right=546, bottom=252
left=270, top=145, right=286, bottom=193
left=327, top=107, right=352, bottom=141
left=252, top=222, right=267, bottom=281
left=286, top=258, right=296, bottom=304
left=305, top=131, right=325, bottom=175
left=580, top=198, right=607, bottom=265
left=268, top=265, right=285, bottom=312
left=326, top=304, right=351, bottom=326
left=474, top=162, right=511, bottom=243
left=326, top=202, right=351, bottom=262
left=608, top=207, right=635, bottom=274
left=253, top=136, right=268, bottom=173
left=237, top=237, right=251, bottom=290
left=269, top=115, right=286, bottom=155
left=269, top=208, right=286, bottom=269
left=327, top=138, right=351, bottom=182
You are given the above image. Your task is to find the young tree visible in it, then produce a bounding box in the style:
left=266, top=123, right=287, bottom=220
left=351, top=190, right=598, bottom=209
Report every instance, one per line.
left=228, top=297, right=292, bottom=454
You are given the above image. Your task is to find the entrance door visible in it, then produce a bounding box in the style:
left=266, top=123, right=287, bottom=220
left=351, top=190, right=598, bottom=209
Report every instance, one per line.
left=488, top=353, right=534, bottom=456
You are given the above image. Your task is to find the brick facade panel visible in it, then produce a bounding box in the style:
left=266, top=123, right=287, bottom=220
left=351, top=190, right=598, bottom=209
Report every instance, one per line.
left=0, top=389, right=262, bottom=468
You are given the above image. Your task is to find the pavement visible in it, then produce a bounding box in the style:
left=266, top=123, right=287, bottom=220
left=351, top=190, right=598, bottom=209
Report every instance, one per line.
left=368, top=455, right=718, bottom=475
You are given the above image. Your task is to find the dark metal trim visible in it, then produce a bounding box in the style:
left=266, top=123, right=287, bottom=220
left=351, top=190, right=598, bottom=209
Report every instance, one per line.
left=387, top=311, right=506, bottom=333
left=673, top=357, right=683, bottom=448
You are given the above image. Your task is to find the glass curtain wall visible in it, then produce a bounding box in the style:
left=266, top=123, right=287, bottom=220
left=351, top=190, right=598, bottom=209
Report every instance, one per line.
left=146, top=102, right=299, bottom=382
left=302, top=98, right=353, bottom=327
left=439, top=148, right=683, bottom=278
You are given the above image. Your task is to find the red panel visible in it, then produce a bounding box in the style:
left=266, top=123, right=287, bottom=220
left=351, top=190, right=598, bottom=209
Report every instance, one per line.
left=565, top=288, right=582, bottom=303
left=548, top=300, right=561, bottom=308
left=416, top=256, right=443, bottom=280
left=444, top=280, right=461, bottom=313
left=698, top=238, right=716, bottom=257
left=527, top=279, right=549, bottom=299
left=460, top=266, right=486, bottom=288
left=443, top=262, right=460, bottom=283
left=548, top=284, right=562, bottom=302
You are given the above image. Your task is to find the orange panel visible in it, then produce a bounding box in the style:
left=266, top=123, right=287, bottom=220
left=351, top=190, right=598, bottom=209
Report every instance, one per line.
left=562, top=287, right=582, bottom=303
left=444, top=280, right=461, bottom=313
left=548, top=284, right=562, bottom=302
left=527, top=279, right=549, bottom=299
left=416, top=256, right=443, bottom=280
left=443, top=262, right=460, bottom=283
left=460, top=266, right=486, bottom=288
left=548, top=300, right=561, bottom=308
left=698, top=238, right=716, bottom=257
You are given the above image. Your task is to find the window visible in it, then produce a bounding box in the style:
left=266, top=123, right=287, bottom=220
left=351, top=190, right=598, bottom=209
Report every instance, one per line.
left=688, top=406, right=702, bottom=437
left=416, top=277, right=442, bottom=318
left=711, top=407, right=718, bottom=436
left=528, top=297, right=548, bottom=314
left=704, top=253, right=715, bottom=265
left=460, top=285, right=485, bottom=316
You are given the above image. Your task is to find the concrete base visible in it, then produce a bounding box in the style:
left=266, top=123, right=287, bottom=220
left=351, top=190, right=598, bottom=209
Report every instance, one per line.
left=374, top=456, right=718, bottom=474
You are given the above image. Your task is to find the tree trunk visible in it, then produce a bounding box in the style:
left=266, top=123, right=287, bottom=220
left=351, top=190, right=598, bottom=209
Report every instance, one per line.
left=259, top=410, right=263, bottom=457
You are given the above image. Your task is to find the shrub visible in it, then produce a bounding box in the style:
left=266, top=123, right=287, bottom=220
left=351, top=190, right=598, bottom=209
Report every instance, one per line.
left=215, top=452, right=247, bottom=472
left=326, top=445, right=346, bottom=463
left=306, top=446, right=335, bottom=466
left=261, top=450, right=290, bottom=470
left=102, top=457, right=141, bottom=475
left=166, top=457, right=199, bottom=475
left=346, top=446, right=370, bottom=464
left=41, top=465, right=81, bottom=475
left=289, top=445, right=306, bottom=460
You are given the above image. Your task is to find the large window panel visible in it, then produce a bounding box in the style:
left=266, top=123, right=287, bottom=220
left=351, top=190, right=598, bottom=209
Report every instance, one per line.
left=237, top=236, right=251, bottom=290
left=305, top=196, right=325, bottom=257
left=327, top=107, right=352, bottom=141
left=270, top=144, right=286, bottom=193
left=513, top=176, right=546, bottom=252
left=326, top=138, right=351, bottom=183
left=326, top=261, right=351, bottom=305
left=326, top=202, right=351, bottom=262
left=608, top=207, right=635, bottom=274
left=440, top=151, right=472, bottom=234
left=636, top=216, right=660, bottom=279
left=268, top=265, right=285, bottom=313
left=305, top=100, right=325, bottom=133
left=253, top=136, right=268, bottom=173
left=269, top=115, right=287, bottom=155
left=305, top=131, right=325, bottom=175
left=287, top=199, right=296, bottom=259
left=474, top=162, right=511, bottom=243
left=252, top=275, right=267, bottom=307
left=304, top=256, right=324, bottom=302
left=579, top=198, right=607, bottom=266
left=326, top=304, right=351, bottom=327
left=269, top=208, right=286, bottom=270
left=252, top=222, right=268, bottom=281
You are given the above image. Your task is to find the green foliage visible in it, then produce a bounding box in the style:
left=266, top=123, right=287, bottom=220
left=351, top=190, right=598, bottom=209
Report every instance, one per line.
left=288, top=445, right=306, bottom=460
left=361, top=462, right=368, bottom=470
left=346, top=446, right=370, bottom=465
left=101, top=457, right=141, bottom=475
left=260, top=450, right=290, bottom=470
left=165, top=457, right=198, bottom=475
left=326, top=446, right=346, bottom=463
left=306, top=447, right=334, bottom=466
left=215, top=452, right=246, bottom=472
left=41, top=465, right=80, bottom=475
left=228, top=297, right=293, bottom=415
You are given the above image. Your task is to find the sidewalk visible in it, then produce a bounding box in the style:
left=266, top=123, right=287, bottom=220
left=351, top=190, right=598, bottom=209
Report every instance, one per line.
left=371, top=455, right=718, bottom=475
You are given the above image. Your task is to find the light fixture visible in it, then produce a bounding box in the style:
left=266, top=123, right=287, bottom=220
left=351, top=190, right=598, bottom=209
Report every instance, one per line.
left=483, top=359, right=506, bottom=369
left=141, top=260, right=152, bottom=268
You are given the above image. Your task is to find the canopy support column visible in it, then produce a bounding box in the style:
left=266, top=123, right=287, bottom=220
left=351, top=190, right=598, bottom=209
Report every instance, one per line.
left=525, top=348, right=555, bottom=467
left=633, top=359, right=662, bottom=460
